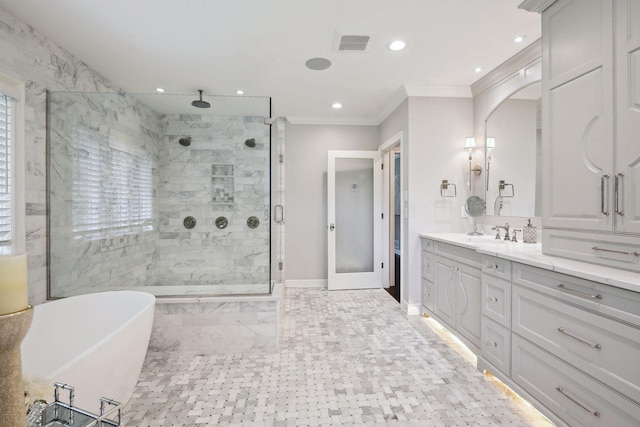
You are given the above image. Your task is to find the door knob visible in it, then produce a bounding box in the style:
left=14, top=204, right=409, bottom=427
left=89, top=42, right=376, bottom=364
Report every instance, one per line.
left=329, top=223, right=335, bottom=231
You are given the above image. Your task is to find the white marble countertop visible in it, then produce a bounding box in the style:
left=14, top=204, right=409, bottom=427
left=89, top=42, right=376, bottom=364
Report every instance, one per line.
left=419, top=232, right=640, bottom=294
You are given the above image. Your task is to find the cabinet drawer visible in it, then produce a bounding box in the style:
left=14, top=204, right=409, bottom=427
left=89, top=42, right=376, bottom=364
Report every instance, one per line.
left=421, top=278, right=434, bottom=311
left=481, top=316, right=510, bottom=376
left=512, top=335, right=640, bottom=427
left=481, top=273, right=511, bottom=328
left=513, top=283, right=640, bottom=404
left=422, top=251, right=433, bottom=281
left=482, top=256, right=511, bottom=280
left=432, top=241, right=481, bottom=268
left=421, top=238, right=434, bottom=252
left=513, top=263, right=640, bottom=325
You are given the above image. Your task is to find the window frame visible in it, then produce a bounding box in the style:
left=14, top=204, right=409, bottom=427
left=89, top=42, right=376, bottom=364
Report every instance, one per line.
left=0, top=72, right=25, bottom=255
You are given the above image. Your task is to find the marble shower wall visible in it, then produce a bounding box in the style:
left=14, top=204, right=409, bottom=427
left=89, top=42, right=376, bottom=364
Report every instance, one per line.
left=154, top=114, right=271, bottom=293
left=48, top=92, right=161, bottom=297
left=0, top=7, right=136, bottom=304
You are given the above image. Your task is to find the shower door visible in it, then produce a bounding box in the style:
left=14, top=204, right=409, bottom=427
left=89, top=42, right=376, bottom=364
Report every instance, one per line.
left=327, top=150, right=382, bottom=290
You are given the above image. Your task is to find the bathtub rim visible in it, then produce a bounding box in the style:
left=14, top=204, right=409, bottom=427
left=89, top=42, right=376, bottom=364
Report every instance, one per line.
left=23, top=290, right=156, bottom=379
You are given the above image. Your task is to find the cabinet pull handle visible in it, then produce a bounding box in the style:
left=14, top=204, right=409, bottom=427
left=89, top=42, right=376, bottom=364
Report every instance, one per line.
left=488, top=297, right=498, bottom=303
left=487, top=341, right=498, bottom=347
left=557, top=284, right=602, bottom=300
left=615, top=172, right=624, bottom=216
left=556, top=386, right=600, bottom=417
left=557, top=327, right=601, bottom=349
left=592, top=246, right=640, bottom=257
left=601, top=174, right=610, bottom=216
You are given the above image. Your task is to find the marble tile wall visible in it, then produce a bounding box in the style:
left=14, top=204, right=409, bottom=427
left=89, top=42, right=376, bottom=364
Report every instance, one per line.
left=154, top=114, right=271, bottom=293
left=48, top=92, right=161, bottom=297
left=0, top=7, right=132, bottom=304
left=0, top=6, right=276, bottom=301
left=149, top=295, right=280, bottom=355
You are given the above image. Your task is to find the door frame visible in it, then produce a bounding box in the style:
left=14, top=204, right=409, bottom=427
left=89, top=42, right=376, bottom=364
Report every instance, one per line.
left=379, top=132, right=404, bottom=301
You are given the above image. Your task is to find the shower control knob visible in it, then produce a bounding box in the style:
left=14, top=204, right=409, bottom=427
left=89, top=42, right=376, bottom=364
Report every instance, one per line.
left=329, top=223, right=335, bottom=231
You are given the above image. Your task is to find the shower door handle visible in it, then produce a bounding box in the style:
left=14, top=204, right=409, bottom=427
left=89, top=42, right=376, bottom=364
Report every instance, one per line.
left=329, top=223, right=335, bottom=231
left=274, top=205, right=284, bottom=223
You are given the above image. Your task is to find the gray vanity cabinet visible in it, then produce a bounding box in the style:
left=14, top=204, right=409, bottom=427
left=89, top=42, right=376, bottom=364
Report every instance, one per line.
left=540, top=0, right=640, bottom=269
left=479, top=256, right=512, bottom=377
left=511, top=264, right=640, bottom=425
left=421, top=238, right=481, bottom=353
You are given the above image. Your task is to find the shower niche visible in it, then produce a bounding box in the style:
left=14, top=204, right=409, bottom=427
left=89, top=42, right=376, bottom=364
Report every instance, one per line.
left=212, top=164, right=234, bottom=204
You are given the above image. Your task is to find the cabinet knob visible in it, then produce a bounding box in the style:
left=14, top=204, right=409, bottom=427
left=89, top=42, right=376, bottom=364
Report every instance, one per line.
left=487, top=341, right=498, bottom=347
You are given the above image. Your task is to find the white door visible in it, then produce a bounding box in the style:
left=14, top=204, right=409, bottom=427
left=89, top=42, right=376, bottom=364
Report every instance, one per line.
left=327, top=150, right=381, bottom=290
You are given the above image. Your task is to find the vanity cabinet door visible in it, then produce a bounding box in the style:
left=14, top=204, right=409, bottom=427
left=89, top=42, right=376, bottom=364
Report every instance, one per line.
left=615, top=0, right=640, bottom=234
left=456, top=262, right=481, bottom=348
left=433, top=256, right=456, bottom=328
left=542, top=0, right=614, bottom=232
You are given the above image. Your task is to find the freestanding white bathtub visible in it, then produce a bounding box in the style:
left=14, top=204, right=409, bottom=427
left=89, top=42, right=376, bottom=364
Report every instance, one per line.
left=21, top=291, right=155, bottom=413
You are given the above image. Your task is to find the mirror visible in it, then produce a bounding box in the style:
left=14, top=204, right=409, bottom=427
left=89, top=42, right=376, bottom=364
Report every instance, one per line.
left=484, top=81, right=541, bottom=217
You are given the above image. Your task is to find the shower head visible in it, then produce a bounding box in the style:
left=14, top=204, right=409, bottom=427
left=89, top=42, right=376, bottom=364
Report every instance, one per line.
left=244, top=138, right=256, bottom=148
left=178, top=136, right=192, bottom=147
left=191, top=90, right=211, bottom=109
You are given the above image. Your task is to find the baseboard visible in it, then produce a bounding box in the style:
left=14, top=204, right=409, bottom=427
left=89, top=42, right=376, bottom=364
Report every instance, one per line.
left=401, top=299, right=421, bottom=315
left=285, top=279, right=328, bottom=289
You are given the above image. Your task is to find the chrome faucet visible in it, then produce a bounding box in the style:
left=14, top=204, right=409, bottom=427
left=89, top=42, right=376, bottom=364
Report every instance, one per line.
left=511, top=229, right=521, bottom=242
left=491, top=223, right=510, bottom=241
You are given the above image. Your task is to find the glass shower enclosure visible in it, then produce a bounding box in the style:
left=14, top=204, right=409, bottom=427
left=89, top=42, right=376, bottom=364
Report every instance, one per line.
left=47, top=91, right=272, bottom=297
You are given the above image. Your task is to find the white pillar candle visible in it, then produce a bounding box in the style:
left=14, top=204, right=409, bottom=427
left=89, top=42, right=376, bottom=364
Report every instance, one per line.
left=0, top=253, right=29, bottom=315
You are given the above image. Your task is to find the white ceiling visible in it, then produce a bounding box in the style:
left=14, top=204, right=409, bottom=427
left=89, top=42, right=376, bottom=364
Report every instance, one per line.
left=0, top=0, right=540, bottom=124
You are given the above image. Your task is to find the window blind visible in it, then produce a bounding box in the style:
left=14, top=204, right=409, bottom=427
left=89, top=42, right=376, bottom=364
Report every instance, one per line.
left=72, top=125, right=152, bottom=237
left=0, top=93, right=13, bottom=246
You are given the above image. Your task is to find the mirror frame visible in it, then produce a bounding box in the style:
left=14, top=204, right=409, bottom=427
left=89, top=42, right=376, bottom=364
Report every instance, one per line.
left=470, top=39, right=541, bottom=218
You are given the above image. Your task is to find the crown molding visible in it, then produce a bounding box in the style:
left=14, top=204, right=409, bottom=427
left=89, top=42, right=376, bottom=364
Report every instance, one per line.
left=470, top=39, right=542, bottom=97
left=518, top=0, right=557, bottom=13
left=285, top=115, right=380, bottom=126
left=375, top=86, right=409, bottom=125
left=403, top=85, right=472, bottom=98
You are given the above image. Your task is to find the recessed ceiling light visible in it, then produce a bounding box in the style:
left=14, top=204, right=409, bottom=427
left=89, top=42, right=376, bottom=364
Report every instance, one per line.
left=236, top=90, right=244, bottom=95
left=332, top=102, right=343, bottom=109
left=389, top=40, right=406, bottom=51
left=305, top=57, right=332, bottom=71
left=156, top=87, right=165, bottom=93
left=513, top=35, right=526, bottom=43
left=474, top=67, right=483, bottom=73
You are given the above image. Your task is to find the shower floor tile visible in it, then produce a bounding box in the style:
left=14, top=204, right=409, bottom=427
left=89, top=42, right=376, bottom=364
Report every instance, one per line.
left=122, top=288, right=553, bottom=426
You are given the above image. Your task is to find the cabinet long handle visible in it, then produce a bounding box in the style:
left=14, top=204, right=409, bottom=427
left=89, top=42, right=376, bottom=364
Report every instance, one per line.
left=615, top=172, right=624, bottom=216
left=557, top=327, right=601, bottom=349
left=601, top=174, right=610, bottom=216
left=556, top=387, right=600, bottom=417
left=592, top=245, right=640, bottom=257
left=557, top=284, right=602, bottom=300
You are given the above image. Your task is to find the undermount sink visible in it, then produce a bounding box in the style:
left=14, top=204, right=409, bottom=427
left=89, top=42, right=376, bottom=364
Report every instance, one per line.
left=467, top=236, right=508, bottom=244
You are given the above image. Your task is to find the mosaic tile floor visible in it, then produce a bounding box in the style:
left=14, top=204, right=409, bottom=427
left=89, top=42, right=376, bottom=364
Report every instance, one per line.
left=122, top=288, right=553, bottom=426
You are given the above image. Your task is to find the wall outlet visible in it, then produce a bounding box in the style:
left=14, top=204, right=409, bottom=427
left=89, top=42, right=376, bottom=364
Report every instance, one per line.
left=461, top=206, right=468, bottom=218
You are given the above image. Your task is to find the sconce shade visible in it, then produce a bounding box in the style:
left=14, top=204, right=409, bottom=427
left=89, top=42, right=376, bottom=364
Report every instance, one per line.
left=486, top=137, right=496, bottom=149
left=464, top=137, right=476, bottom=149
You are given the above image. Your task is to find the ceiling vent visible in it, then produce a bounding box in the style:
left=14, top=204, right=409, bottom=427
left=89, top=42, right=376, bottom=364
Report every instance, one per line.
left=338, top=35, right=371, bottom=51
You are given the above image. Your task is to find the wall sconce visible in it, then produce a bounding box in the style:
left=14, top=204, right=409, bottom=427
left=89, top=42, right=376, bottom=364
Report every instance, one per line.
left=464, top=137, right=482, bottom=191
left=485, top=137, right=496, bottom=191
left=440, top=179, right=457, bottom=197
